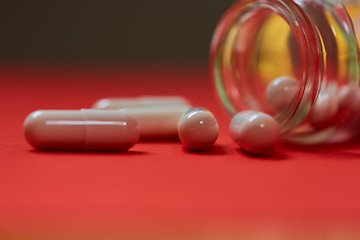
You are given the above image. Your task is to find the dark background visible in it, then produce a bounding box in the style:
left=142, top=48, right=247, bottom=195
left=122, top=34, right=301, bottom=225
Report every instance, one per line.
left=0, top=0, right=236, bottom=64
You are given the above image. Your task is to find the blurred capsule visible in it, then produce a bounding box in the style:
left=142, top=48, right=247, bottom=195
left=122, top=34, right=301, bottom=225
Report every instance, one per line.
left=127, top=105, right=190, bottom=140
left=93, top=96, right=191, bottom=140
left=93, top=96, right=191, bottom=109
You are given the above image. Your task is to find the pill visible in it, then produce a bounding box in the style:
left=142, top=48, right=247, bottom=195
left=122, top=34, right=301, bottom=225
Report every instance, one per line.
left=339, top=83, right=358, bottom=111
left=266, top=76, right=298, bottom=111
left=93, top=96, right=191, bottom=109
left=127, top=105, right=190, bottom=140
left=93, top=97, right=191, bottom=140
left=230, top=111, right=280, bottom=155
left=178, top=108, right=219, bottom=151
left=24, top=109, right=139, bottom=151
left=310, top=86, right=339, bottom=129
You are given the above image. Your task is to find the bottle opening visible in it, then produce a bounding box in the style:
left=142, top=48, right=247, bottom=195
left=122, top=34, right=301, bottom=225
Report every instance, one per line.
left=211, top=0, right=360, bottom=144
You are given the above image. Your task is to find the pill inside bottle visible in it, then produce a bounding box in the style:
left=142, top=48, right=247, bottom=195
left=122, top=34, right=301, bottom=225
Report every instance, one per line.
left=266, top=77, right=298, bottom=112
left=24, top=109, right=139, bottom=151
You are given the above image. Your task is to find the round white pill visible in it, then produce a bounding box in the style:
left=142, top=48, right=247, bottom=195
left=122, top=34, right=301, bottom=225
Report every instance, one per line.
left=230, top=111, right=280, bottom=155
left=310, top=88, right=339, bottom=129
left=266, top=76, right=298, bottom=111
left=178, top=108, right=219, bottom=151
left=339, top=83, right=358, bottom=111
left=93, top=97, right=191, bottom=140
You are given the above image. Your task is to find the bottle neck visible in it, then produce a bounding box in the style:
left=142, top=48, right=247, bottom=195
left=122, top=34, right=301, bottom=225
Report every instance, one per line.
left=210, top=0, right=324, bottom=133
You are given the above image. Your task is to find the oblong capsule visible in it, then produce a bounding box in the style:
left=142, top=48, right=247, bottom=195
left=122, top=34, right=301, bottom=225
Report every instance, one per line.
left=93, top=96, right=191, bottom=109
left=23, top=109, right=140, bottom=151
left=126, top=105, right=190, bottom=140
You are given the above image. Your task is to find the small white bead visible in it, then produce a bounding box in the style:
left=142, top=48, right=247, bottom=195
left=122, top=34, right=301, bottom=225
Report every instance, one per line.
left=178, top=108, right=219, bottom=151
left=230, top=111, right=280, bottom=155
left=266, top=76, right=298, bottom=111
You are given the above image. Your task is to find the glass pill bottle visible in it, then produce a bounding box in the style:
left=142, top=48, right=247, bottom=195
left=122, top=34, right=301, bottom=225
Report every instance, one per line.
left=210, top=0, right=360, bottom=144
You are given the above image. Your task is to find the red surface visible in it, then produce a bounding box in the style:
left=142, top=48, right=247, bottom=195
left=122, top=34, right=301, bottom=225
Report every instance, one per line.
left=1, top=64, right=360, bottom=231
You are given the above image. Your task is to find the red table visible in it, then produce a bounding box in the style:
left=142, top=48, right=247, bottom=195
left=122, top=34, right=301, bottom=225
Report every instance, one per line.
left=1, top=64, right=360, bottom=238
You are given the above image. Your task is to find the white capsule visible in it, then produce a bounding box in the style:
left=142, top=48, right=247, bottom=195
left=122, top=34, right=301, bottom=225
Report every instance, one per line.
left=127, top=105, right=190, bottom=140
left=93, top=96, right=191, bottom=140
left=266, top=76, right=298, bottom=111
left=178, top=108, right=219, bottom=151
left=24, top=109, right=139, bottom=151
left=230, top=111, right=280, bottom=155
left=93, top=96, right=191, bottom=109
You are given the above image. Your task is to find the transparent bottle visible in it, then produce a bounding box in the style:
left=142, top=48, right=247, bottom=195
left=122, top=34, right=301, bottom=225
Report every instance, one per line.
left=210, top=0, right=360, bottom=144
